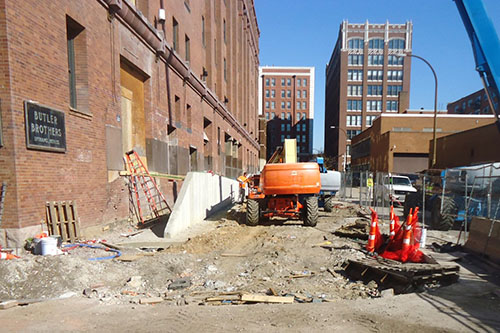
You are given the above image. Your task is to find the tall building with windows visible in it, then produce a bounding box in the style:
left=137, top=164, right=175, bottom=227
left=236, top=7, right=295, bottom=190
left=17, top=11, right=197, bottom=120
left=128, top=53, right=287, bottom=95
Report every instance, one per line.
left=324, top=21, right=412, bottom=171
left=258, top=67, right=315, bottom=162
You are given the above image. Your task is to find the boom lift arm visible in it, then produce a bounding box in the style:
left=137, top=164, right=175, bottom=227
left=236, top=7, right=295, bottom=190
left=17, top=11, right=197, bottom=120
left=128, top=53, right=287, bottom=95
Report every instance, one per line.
left=454, top=0, right=500, bottom=129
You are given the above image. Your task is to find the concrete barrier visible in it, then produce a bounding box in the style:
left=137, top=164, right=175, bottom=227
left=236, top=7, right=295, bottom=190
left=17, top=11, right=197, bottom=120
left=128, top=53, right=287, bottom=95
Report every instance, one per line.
left=164, top=172, right=238, bottom=239
left=465, top=217, right=500, bottom=264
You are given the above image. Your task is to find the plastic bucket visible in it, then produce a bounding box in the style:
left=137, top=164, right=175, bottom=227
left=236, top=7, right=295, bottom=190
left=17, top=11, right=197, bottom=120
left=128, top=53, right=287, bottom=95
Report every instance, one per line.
left=41, top=237, right=58, bottom=255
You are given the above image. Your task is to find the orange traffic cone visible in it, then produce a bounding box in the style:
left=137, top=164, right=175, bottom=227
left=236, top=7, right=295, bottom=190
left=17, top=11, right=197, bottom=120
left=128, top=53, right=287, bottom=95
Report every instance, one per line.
left=400, top=209, right=413, bottom=262
left=389, top=205, right=396, bottom=240
left=0, top=252, right=19, bottom=260
left=366, top=208, right=378, bottom=253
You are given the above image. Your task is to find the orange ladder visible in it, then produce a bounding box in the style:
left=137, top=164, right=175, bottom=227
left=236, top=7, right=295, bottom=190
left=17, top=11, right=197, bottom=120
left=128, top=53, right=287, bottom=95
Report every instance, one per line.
left=125, top=150, right=171, bottom=224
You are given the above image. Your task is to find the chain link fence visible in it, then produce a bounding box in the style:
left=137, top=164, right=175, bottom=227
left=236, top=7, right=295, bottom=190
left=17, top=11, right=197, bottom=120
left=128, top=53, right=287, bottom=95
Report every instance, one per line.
left=339, top=163, right=500, bottom=241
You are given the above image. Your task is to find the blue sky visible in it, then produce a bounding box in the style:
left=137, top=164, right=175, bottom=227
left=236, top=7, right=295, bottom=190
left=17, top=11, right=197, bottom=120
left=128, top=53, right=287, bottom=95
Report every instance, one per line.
left=255, top=0, right=500, bottom=152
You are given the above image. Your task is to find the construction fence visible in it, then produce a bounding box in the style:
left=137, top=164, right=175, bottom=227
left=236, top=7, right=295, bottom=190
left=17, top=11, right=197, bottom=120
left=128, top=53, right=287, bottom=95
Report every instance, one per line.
left=339, top=163, right=500, bottom=240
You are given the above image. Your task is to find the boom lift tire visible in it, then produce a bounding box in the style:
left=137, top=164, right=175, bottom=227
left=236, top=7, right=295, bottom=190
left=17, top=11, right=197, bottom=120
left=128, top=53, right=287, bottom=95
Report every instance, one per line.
left=324, top=196, right=334, bottom=212
left=431, top=196, right=457, bottom=231
left=246, top=199, right=260, bottom=226
left=303, top=196, right=319, bottom=227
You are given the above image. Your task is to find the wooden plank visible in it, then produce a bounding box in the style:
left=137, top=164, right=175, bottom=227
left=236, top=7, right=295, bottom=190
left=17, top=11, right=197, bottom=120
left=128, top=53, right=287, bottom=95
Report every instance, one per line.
left=0, top=300, right=19, bottom=310
left=64, top=201, right=76, bottom=242
left=220, top=253, right=248, bottom=257
left=57, top=202, right=67, bottom=242
left=71, top=201, right=81, bottom=239
left=47, top=202, right=59, bottom=236
left=240, top=293, right=294, bottom=304
left=205, top=295, right=241, bottom=302
left=139, top=297, right=163, bottom=304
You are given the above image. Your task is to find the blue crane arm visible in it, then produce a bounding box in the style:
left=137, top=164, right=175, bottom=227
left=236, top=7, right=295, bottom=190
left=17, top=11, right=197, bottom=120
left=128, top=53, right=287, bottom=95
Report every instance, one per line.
left=454, top=0, right=500, bottom=129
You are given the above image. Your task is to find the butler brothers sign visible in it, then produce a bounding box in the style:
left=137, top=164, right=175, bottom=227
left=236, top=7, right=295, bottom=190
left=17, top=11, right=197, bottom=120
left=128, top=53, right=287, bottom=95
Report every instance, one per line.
left=24, top=101, right=66, bottom=152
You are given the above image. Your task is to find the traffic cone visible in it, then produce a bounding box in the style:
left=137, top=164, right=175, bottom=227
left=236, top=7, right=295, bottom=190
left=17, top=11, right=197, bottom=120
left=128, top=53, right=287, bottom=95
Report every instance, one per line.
left=400, top=209, right=413, bottom=262
left=366, top=208, right=378, bottom=253
left=0, top=252, right=19, bottom=260
left=389, top=205, right=396, bottom=240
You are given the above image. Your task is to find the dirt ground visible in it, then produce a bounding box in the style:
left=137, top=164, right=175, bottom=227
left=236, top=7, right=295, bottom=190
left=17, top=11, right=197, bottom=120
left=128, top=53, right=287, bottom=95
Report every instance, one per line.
left=0, top=201, right=499, bottom=332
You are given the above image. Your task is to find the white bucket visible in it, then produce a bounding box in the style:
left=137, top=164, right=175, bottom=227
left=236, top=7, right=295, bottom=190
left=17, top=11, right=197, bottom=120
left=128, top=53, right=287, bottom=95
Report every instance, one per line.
left=420, top=228, right=427, bottom=249
left=40, top=237, right=58, bottom=255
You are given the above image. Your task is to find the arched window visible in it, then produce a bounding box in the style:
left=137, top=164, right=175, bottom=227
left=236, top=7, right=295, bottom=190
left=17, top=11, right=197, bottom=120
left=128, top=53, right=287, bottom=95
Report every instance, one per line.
left=369, top=38, right=384, bottom=50
left=388, top=38, right=405, bottom=50
left=348, top=38, right=364, bottom=50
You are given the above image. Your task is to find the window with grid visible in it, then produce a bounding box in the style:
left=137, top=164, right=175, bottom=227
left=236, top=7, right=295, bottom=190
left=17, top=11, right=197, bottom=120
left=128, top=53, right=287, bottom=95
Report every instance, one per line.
left=366, top=100, right=382, bottom=111
left=388, top=38, right=405, bottom=50
left=367, top=85, right=383, bottom=96
left=348, top=38, right=364, bottom=49
left=271, top=90, right=276, bottom=97
left=387, top=70, right=403, bottom=81
left=347, top=85, right=362, bottom=96
left=368, top=38, right=384, bottom=50
left=368, top=55, right=384, bottom=66
left=348, top=69, right=363, bottom=81
left=386, top=100, right=398, bottom=112
left=281, top=90, right=285, bottom=98
left=367, top=70, right=383, bottom=81
left=387, top=85, right=402, bottom=96
left=348, top=55, right=364, bottom=66
left=265, top=90, right=269, bottom=98
left=366, top=115, right=377, bottom=127
left=347, top=100, right=362, bottom=111
left=297, top=102, right=300, bottom=110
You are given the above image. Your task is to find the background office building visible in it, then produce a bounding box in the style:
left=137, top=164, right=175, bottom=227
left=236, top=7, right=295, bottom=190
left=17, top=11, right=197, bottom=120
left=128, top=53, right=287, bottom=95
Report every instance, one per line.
left=447, top=88, right=498, bottom=115
left=324, top=20, right=413, bottom=171
left=258, top=66, right=315, bottom=162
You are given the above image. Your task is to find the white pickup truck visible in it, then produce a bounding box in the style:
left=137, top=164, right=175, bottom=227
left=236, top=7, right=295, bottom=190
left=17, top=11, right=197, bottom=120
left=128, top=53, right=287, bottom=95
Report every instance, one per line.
left=378, top=175, right=417, bottom=205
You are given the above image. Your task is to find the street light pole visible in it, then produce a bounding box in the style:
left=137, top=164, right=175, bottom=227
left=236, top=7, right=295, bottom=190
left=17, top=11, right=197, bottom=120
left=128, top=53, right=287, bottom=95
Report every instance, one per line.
left=400, top=54, right=439, bottom=167
left=330, top=126, right=348, bottom=171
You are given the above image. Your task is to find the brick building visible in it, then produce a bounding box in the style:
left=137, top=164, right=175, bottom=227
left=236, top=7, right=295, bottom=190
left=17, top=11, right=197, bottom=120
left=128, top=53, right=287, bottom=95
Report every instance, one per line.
left=258, top=66, right=314, bottom=162
left=350, top=112, right=497, bottom=173
left=0, top=0, right=260, bottom=245
left=447, top=88, right=498, bottom=115
left=324, top=20, right=413, bottom=170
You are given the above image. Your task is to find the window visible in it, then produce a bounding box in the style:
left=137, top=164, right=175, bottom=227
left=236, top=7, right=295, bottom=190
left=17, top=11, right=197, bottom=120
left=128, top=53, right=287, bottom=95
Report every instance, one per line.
left=302, top=123, right=306, bottom=132
left=297, top=102, right=301, bottom=110
left=287, top=101, right=291, bottom=109
left=303, top=78, right=307, bottom=86
left=368, top=55, right=384, bottom=66
left=347, top=85, right=362, bottom=96
left=388, top=55, right=404, bottom=66
left=223, top=58, right=227, bottom=81
left=366, top=100, right=382, bottom=111
left=271, top=101, right=275, bottom=109
left=367, top=70, right=383, bottom=81
left=185, top=35, right=190, bottom=62
left=303, top=90, right=307, bottom=98
left=271, top=90, right=275, bottom=98
left=302, top=135, right=306, bottom=143
left=281, top=124, right=285, bottom=131
left=265, top=112, right=269, bottom=120
left=271, top=78, right=276, bottom=86
left=281, top=78, right=285, bottom=86
left=287, top=78, right=291, bottom=86
left=348, top=55, right=364, bottom=65
left=202, top=16, right=205, bottom=47
left=287, top=90, right=291, bottom=98
left=347, top=130, right=361, bottom=140
left=348, top=70, right=363, bottom=81
left=387, top=85, right=402, bottom=96
left=281, top=101, right=285, bottom=109
left=265, top=90, right=269, bottom=98
left=281, top=90, right=285, bottom=98
left=347, top=100, right=362, bottom=111
left=281, top=135, right=285, bottom=142
left=281, top=112, right=285, bottom=120
left=346, top=144, right=351, bottom=156
left=265, top=101, right=269, bottom=109
left=388, top=38, right=405, bottom=50
left=366, top=115, right=377, bottom=127
left=287, top=113, right=291, bottom=120
left=386, top=100, right=398, bottom=112
left=297, top=79, right=302, bottom=87
left=223, top=19, right=226, bottom=43
left=367, top=85, right=383, bottom=96
left=186, top=104, right=192, bottom=129
left=302, top=101, right=306, bottom=109
left=302, top=113, right=306, bottom=120
left=369, top=38, right=384, bottom=50
left=297, top=135, right=301, bottom=143
left=272, top=112, right=276, bottom=119
left=66, top=16, right=88, bottom=112
left=387, top=70, right=403, bottom=81
left=265, top=78, right=269, bottom=86
left=286, top=123, right=291, bottom=131
left=347, top=115, right=362, bottom=127
left=173, top=18, right=179, bottom=51
left=348, top=38, right=364, bottom=49
left=297, top=90, right=301, bottom=98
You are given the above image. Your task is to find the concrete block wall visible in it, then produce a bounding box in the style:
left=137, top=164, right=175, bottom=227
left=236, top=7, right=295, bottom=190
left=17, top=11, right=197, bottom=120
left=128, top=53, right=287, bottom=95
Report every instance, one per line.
left=164, top=172, right=238, bottom=239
